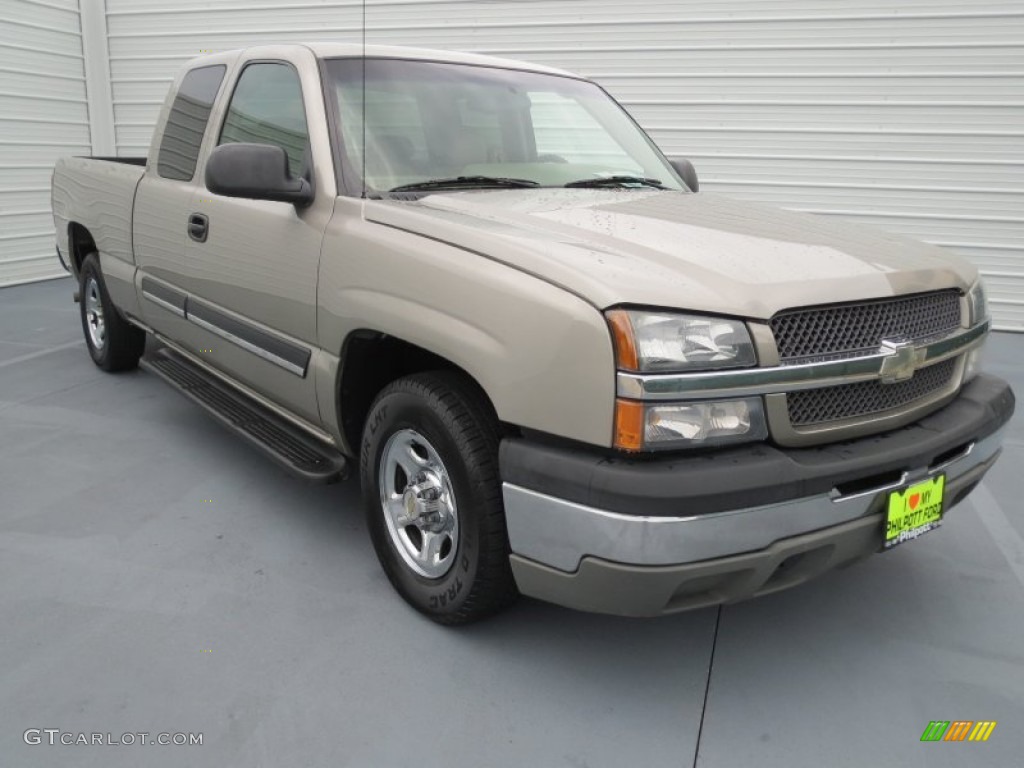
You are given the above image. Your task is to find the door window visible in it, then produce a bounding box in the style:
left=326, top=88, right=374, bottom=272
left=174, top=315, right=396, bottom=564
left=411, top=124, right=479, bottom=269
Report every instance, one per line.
left=219, top=63, right=309, bottom=178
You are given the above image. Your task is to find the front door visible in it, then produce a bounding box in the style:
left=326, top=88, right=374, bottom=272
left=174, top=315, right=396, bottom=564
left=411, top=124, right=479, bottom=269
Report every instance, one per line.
left=182, top=59, right=332, bottom=424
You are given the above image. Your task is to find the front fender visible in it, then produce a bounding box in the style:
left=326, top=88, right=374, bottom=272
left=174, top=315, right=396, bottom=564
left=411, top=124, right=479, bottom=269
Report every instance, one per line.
left=317, top=201, right=616, bottom=449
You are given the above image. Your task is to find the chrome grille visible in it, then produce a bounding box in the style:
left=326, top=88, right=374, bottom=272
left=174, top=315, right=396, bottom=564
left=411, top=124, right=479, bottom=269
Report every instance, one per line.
left=787, top=359, right=958, bottom=426
left=771, top=291, right=961, bottom=361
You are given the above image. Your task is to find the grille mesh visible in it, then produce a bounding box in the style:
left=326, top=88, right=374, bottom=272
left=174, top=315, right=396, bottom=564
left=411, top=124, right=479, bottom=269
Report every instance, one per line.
left=787, top=358, right=958, bottom=426
left=771, top=291, right=961, bottom=361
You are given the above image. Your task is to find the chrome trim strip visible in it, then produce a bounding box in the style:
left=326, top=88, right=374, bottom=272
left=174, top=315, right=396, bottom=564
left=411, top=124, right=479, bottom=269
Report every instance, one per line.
left=502, top=427, right=1004, bottom=572
left=140, top=277, right=187, bottom=317
left=764, top=354, right=967, bottom=448
left=142, top=290, right=186, bottom=318
left=123, top=314, right=154, bottom=334
left=930, top=441, right=975, bottom=474
left=617, top=320, right=989, bottom=401
left=186, top=299, right=311, bottom=377
left=187, top=313, right=307, bottom=377
left=829, top=473, right=909, bottom=503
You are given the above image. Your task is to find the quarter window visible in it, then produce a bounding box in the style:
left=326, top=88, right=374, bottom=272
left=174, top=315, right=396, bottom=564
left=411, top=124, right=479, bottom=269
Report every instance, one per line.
left=219, top=63, right=309, bottom=178
left=157, top=65, right=226, bottom=181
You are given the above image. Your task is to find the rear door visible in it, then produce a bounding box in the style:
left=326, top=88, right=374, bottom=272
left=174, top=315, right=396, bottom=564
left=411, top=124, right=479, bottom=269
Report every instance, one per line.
left=180, top=50, right=334, bottom=424
left=134, top=63, right=230, bottom=341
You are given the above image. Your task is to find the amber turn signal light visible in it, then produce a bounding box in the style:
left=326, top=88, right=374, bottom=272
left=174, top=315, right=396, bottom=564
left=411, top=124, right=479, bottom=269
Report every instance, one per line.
left=606, top=310, right=639, bottom=371
left=614, top=398, right=644, bottom=452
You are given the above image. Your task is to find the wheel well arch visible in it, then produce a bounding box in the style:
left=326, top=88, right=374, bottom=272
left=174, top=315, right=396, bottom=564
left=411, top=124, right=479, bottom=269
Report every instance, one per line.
left=67, top=222, right=97, bottom=276
left=336, top=331, right=504, bottom=455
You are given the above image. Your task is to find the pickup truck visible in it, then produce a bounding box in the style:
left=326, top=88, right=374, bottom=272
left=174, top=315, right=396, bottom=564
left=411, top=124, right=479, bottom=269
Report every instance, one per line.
left=51, top=44, right=1014, bottom=623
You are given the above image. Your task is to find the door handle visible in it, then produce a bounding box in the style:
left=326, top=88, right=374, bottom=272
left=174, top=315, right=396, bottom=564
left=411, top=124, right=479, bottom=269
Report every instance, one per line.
left=188, top=213, right=209, bottom=243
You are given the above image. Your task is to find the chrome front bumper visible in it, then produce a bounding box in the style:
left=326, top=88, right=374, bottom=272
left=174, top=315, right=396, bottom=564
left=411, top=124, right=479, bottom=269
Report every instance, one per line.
left=503, top=427, right=1003, bottom=574
left=499, top=374, right=1014, bottom=616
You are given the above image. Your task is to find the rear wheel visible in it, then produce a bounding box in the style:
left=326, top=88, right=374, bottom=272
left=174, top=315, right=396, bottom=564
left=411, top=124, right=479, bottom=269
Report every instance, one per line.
left=79, top=253, right=145, bottom=371
left=360, top=371, right=517, bottom=624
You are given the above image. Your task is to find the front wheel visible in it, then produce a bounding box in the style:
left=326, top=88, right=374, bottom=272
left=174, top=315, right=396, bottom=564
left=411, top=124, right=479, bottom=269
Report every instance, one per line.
left=360, top=371, right=517, bottom=624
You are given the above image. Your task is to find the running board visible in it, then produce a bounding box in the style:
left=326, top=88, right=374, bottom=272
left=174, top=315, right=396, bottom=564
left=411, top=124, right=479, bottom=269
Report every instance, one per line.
left=140, top=347, right=347, bottom=483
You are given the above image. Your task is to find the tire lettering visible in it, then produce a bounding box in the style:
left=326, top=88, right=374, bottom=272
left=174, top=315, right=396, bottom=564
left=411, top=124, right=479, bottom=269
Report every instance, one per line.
left=426, top=578, right=464, bottom=610
left=369, top=405, right=388, bottom=436
left=361, top=406, right=389, bottom=468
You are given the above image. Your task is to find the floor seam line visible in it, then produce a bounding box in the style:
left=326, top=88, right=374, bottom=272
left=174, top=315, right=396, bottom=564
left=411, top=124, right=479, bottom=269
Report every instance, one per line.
left=0, top=340, right=48, bottom=349
left=0, top=340, right=83, bottom=369
left=971, top=482, right=1024, bottom=589
left=691, top=605, right=722, bottom=768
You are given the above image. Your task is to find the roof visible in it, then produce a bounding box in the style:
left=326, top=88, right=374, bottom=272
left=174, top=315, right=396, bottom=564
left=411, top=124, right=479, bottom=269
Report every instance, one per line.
left=188, top=43, right=580, bottom=80
left=312, top=43, right=578, bottom=78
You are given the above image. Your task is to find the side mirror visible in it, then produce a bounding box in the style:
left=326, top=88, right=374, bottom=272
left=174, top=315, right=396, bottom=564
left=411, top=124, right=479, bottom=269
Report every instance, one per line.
left=669, top=158, right=699, bottom=193
left=205, top=143, right=313, bottom=207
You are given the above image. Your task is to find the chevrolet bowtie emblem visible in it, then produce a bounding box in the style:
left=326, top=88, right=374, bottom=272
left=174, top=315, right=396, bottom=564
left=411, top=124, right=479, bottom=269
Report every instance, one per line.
left=879, top=338, right=924, bottom=384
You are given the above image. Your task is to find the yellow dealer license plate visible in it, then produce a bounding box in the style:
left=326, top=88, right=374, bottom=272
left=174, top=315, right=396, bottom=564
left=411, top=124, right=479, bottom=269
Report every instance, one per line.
left=884, top=474, right=945, bottom=550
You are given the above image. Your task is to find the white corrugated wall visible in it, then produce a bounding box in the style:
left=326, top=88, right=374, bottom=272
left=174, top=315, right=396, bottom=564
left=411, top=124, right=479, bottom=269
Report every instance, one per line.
left=103, top=0, right=363, bottom=155
left=365, top=0, right=1024, bottom=330
left=19, top=0, right=1024, bottom=329
left=0, top=0, right=90, bottom=286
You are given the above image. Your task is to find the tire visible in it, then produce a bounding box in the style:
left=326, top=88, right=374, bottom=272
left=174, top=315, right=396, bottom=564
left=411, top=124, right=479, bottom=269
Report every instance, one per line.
left=79, top=252, right=145, bottom=372
left=360, top=371, right=518, bottom=624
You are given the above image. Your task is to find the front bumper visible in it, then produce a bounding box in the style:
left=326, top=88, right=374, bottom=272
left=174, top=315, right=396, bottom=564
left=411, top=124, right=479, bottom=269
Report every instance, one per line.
left=500, top=374, right=1014, bottom=616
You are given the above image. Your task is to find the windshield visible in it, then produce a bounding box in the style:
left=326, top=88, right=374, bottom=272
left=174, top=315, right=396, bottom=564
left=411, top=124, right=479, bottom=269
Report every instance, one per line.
left=323, top=58, right=686, bottom=195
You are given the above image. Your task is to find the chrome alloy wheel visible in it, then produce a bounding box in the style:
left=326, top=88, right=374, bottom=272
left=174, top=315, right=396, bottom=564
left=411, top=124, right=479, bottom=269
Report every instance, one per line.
left=378, top=428, right=459, bottom=579
left=84, top=276, right=106, bottom=351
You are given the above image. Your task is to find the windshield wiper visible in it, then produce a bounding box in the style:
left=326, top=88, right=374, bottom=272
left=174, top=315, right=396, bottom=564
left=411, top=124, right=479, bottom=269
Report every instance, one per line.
left=564, top=175, right=665, bottom=189
left=388, top=176, right=540, bottom=193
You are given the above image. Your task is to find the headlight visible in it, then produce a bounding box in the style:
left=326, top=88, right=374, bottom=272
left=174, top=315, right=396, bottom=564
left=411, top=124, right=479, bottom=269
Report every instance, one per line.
left=963, top=347, right=984, bottom=382
left=967, top=280, right=989, bottom=326
left=606, top=310, right=756, bottom=373
left=964, top=280, right=989, bottom=382
left=615, top=397, right=767, bottom=451
left=607, top=309, right=763, bottom=451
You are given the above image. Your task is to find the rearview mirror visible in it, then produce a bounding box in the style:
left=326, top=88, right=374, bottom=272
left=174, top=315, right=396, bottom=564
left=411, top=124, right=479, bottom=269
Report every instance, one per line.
left=205, top=143, right=313, bottom=207
left=669, top=158, right=699, bottom=193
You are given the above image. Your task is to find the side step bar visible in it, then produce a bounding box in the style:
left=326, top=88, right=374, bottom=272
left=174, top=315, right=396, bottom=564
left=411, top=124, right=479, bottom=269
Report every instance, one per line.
left=140, top=347, right=347, bottom=483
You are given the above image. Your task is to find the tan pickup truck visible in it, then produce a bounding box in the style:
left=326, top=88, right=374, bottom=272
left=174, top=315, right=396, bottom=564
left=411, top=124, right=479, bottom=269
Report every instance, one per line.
left=51, top=44, right=1014, bottom=623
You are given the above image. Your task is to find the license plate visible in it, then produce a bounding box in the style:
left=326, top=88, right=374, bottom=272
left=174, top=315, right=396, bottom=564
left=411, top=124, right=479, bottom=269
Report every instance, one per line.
left=884, top=474, right=945, bottom=550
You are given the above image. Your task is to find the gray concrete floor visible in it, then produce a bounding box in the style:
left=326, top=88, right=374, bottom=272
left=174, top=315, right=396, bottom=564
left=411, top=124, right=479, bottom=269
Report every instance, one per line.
left=2, top=277, right=1022, bottom=768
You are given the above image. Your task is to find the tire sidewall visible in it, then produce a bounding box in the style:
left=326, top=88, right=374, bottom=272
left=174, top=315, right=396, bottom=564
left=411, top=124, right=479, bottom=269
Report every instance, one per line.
left=361, top=388, right=486, bottom=618
left=79, top=255, right=111, bottom=367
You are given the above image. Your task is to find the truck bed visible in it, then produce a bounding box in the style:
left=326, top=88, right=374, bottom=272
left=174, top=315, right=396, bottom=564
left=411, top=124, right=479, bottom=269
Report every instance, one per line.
left=52, top=156, right=148, bottom=273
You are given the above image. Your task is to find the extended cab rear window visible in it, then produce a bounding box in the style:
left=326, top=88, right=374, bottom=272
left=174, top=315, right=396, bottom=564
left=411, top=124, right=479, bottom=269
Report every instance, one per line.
left=157, top=65, right=227, bottom=181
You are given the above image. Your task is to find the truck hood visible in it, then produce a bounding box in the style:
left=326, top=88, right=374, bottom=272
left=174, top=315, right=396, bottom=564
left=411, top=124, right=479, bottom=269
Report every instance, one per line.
left=364, top=189, right=975, bottom=318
